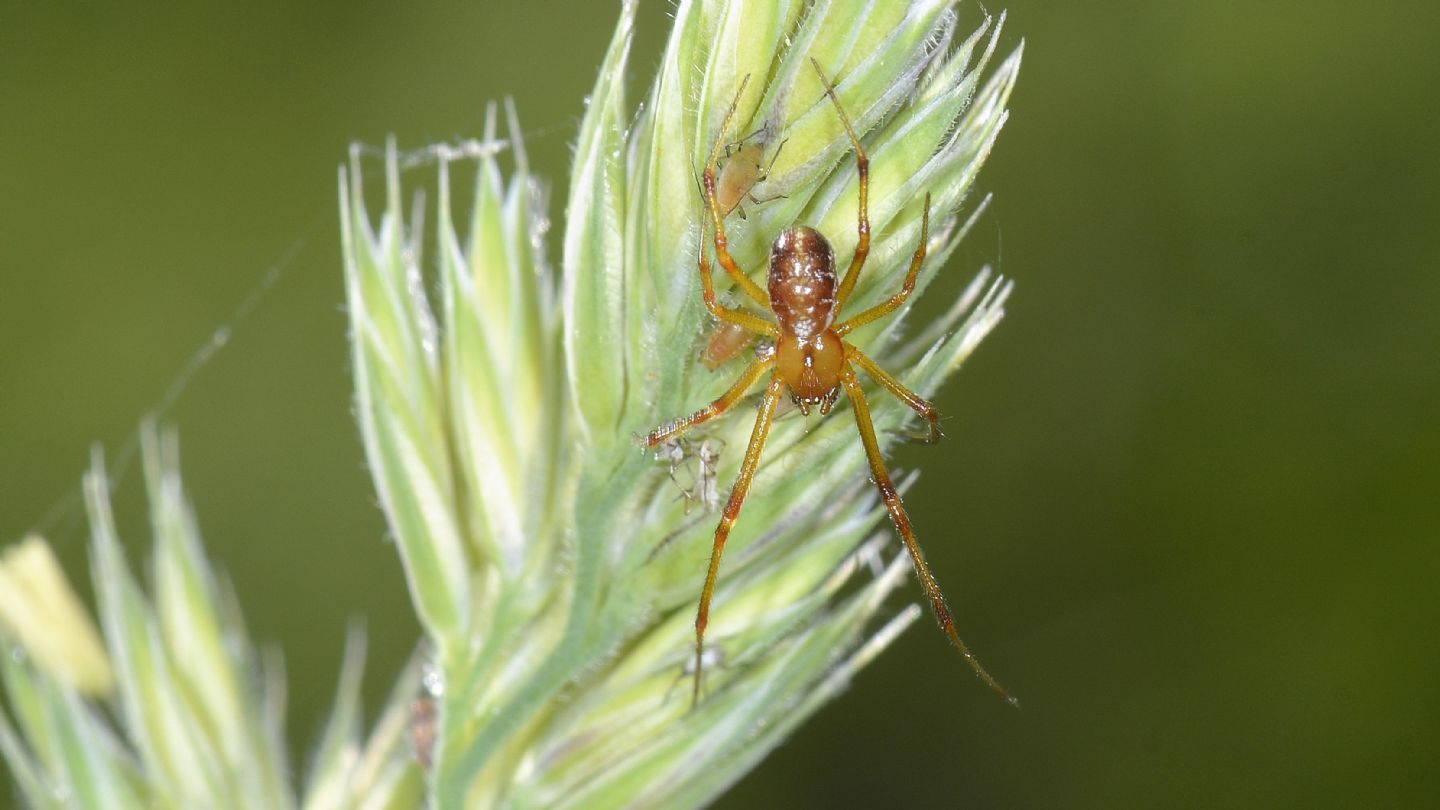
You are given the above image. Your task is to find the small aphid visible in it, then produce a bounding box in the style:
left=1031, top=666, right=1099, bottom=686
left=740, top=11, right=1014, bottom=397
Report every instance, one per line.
left=640, top=61, right=1016, bottom=708
left=714, top=131, right=784, bottom=220
left=407, top=655, right=443, bottom=771
left=408, top=696, right=438, bottom=772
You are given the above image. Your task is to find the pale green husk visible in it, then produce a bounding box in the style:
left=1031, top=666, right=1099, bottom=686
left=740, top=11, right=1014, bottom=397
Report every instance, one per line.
left=1, top=1, right=1019, bottom=807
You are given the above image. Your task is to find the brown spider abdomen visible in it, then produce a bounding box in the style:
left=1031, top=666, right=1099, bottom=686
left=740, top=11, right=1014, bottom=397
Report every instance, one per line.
left=768, top=226, right=837, bottom=339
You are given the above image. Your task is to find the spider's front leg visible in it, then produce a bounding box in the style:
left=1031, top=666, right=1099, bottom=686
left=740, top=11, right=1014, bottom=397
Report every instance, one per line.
left=836, top=192, right=931, bottom=337
left=703, top=75, right=770, bottom=309
left=695, top=222, right=777, bottom=338
left=808, top=58, right=871, bottom=308
left=637, top=357, right=775, bottom=448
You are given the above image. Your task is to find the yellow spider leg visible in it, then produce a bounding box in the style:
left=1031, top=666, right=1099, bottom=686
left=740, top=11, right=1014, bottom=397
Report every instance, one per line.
left=840, top=363, right=1017, bottom=706
left=697, top=217, right=779, bottom=337
left=693, top=375, right=785, bottom=704
left=702, top=74, right=771, bottom=308
left=836, top=192, right=931, bottom=337
left=846, top=344, right=941, bottom=443
left=639, top=357, right=776, bottom=448
left=810, top=58, right=871, bottom=308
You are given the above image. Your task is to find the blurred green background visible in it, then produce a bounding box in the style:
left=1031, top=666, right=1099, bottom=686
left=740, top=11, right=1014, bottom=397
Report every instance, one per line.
left=3, top=1, right=1437, bottom=807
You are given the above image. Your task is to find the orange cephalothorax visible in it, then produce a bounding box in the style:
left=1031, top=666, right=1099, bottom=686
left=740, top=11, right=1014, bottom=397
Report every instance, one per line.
left=775, top=330, right=844, bottom=413
left=767, top=226, right=837, bottom=340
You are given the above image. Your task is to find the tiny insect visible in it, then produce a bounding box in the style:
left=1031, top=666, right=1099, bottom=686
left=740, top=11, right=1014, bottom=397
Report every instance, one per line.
left=407, top=657, right=444, bottom=771
left=658, top=436, right=727, bottom=514
left=640, top=61, right=1016, bottom=707
left=408, top=696, right=438, bottom=772
left=714, top=125, right=785, bottom=220
left=689, top=438, right=724, bottom=513
left=664, top=644, right=728, bottom=704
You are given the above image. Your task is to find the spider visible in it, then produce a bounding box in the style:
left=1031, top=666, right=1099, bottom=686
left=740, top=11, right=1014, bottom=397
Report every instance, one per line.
left=640, top=60, right=1015, bottom=707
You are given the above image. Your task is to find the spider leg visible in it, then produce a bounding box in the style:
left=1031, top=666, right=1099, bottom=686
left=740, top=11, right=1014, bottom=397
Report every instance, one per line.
left=638, top=357, right=775, bottom=448
left=810, top=59, right=870, bottom=308
left=703, top=75, right=771, bottom=308
left=846, top=345, right=942, bottom=443
left=840, top=364, right=1018, bottom=706
left=693, top=374, right=785, bottom=705
left=698, top=218, right=778, bottom=336
left=836, top=192, right=930, bottom=337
